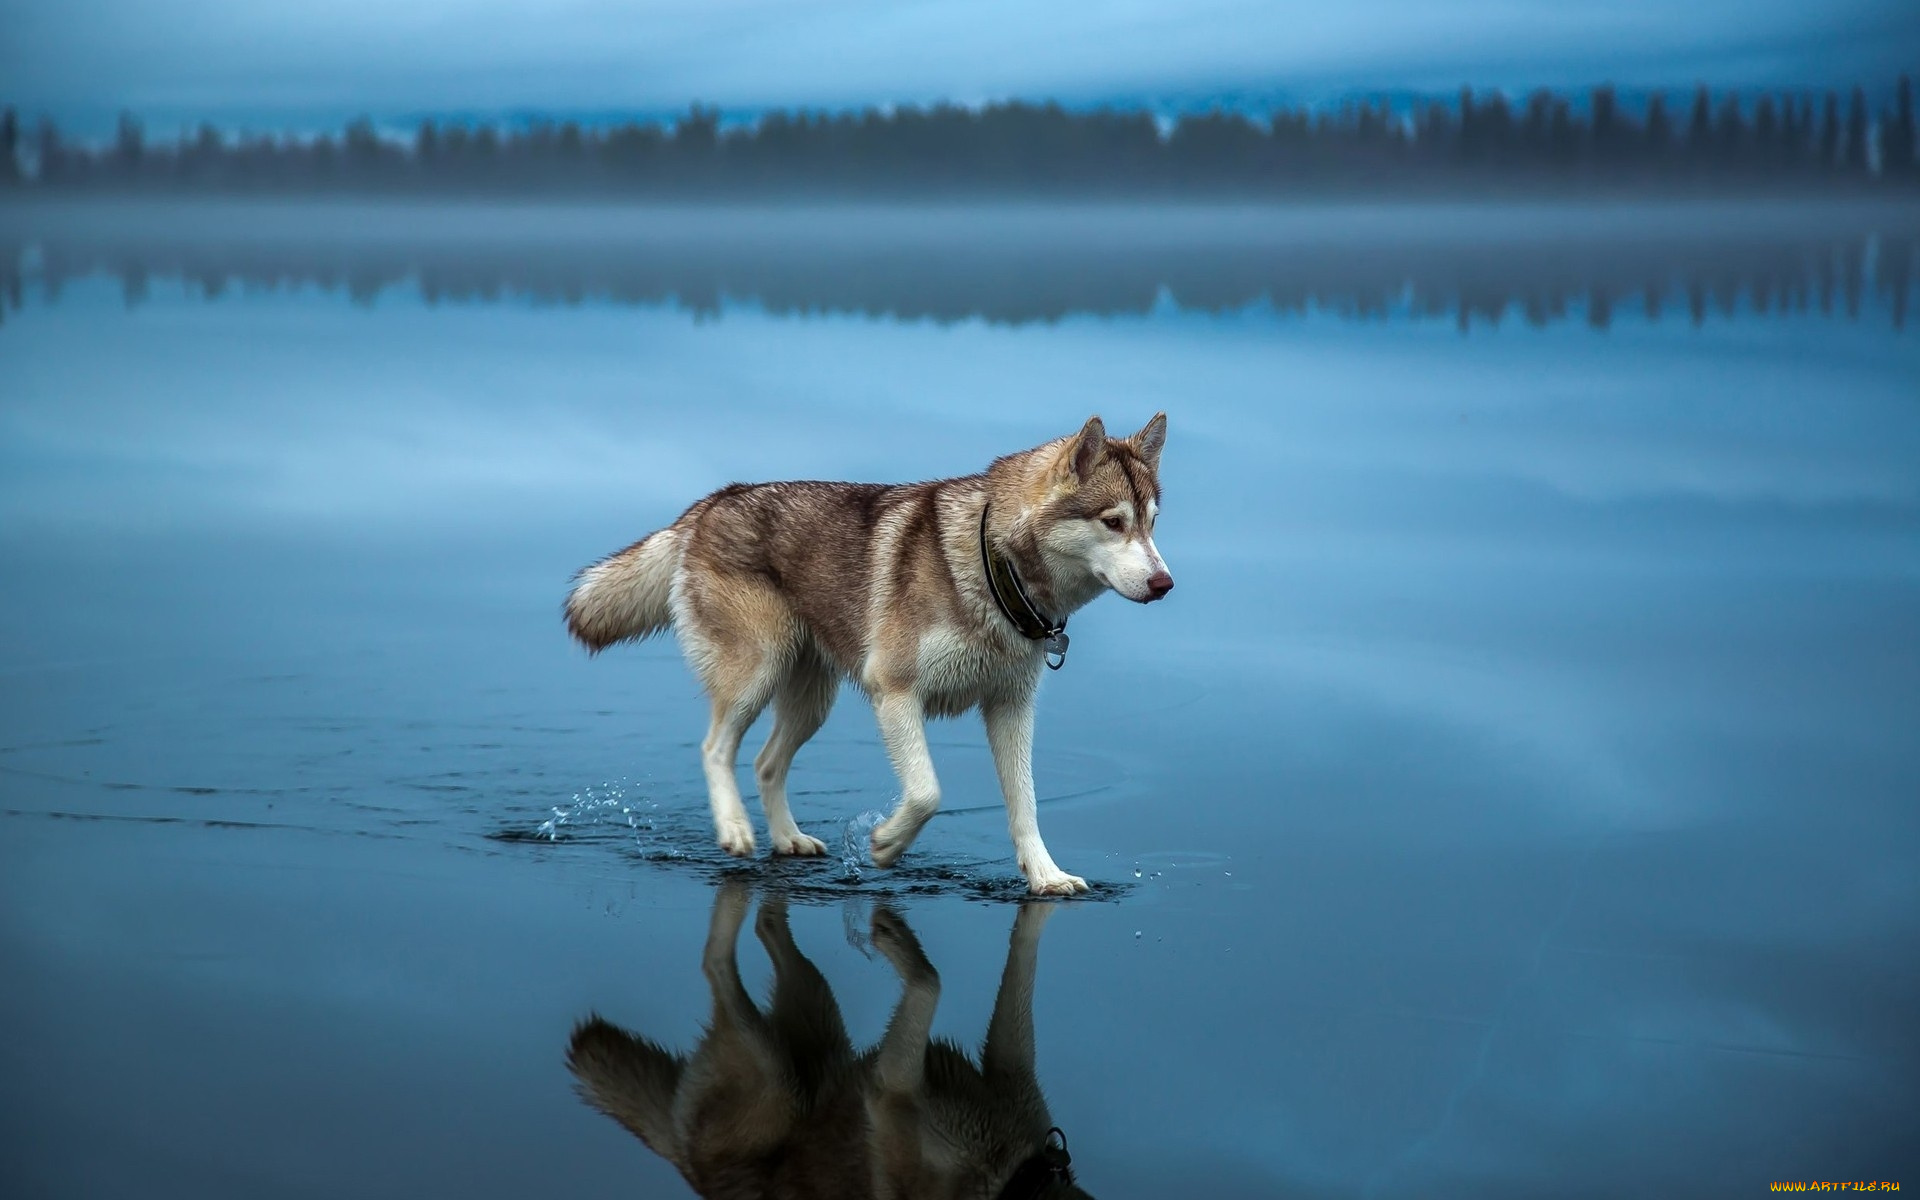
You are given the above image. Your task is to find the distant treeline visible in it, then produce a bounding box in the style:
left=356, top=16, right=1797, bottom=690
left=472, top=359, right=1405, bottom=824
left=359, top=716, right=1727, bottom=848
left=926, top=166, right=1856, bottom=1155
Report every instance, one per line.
left=1, top=77, right=1916, bottom=196
left=5, top=211, right=1913, bottom=330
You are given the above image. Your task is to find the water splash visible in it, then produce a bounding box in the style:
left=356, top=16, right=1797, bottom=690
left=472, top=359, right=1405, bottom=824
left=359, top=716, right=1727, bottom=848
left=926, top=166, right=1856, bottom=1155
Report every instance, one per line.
left=841, top=898, right=876, bottom=958
left=533, top=781, right=656, bottom=842
left=838, top=809, right=886, bottom=880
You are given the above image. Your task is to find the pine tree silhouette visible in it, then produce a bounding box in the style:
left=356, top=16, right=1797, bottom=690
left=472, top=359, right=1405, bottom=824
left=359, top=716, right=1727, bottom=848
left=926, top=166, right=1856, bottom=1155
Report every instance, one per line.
left=1548, top=94, right=1577, bottom=166
left=1457, top=86, right=1481, bottom=160
left=416, top=120, right=440, bottom=170
left=32, top=119, right=66, bottom=185
left=1881, top=75, right=1915, bottom=178
left=1714, top=94, right=1746, bottom=167
left=114, top=110, right=144, bottom=182
left=1686, top=86, right=1714, bottom=165
left=1819, top=92, right=1841, bottom=168
left=1777, top=94, right=1805, bottom=169
left=1753, top=95, right=1778, bottom=166
left=1843, top=87, right=1869, bottom=172
left=0, top=107, right=19, bottom=186
left=1645, top=92, right=1672, bottom=161
left=9, top=76, right=1913, bottom=197
left=1591, top=85, right=1621, bottom=164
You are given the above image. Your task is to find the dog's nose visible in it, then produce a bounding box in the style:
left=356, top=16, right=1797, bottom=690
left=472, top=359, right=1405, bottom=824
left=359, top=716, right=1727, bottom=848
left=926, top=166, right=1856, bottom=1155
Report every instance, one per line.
left=1145, top=571, right=1175, bottom=600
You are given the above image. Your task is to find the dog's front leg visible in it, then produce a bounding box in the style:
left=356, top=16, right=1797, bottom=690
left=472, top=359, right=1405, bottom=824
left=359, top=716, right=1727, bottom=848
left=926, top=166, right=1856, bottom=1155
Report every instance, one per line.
left=984, top=692, right=1088, bottom=896
left=870, top=690, right=941, bottom=869
left=983, top=901, right=1055, bottom=1091
left=869, top=905, right=940, bottom=1094
left=866, top=905, right=940, bottom=1190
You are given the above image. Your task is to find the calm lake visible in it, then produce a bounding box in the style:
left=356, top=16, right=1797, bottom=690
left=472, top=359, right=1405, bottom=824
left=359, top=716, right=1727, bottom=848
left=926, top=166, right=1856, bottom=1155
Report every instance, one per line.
left=2, top=199, right=1916, bottom=1197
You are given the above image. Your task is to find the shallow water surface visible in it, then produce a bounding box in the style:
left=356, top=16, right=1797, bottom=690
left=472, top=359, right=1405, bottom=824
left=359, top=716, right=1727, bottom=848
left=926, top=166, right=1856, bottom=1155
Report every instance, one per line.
left=1, top=201, right=1916, bottom=1197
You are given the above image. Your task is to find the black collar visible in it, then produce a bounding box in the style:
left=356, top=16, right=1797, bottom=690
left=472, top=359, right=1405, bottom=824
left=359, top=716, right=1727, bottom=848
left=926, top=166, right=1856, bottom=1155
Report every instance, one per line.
left=994, top=1127, right=1076, bottom=1200
left=978, top=503, right=1070, bottom=670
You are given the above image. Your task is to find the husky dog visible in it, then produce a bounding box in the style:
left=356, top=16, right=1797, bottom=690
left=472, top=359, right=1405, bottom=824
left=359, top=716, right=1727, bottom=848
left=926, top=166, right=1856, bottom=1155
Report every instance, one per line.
left=565, top=414, right=1172, bottom=895
left=567, top=882, right=1091, bottom=1199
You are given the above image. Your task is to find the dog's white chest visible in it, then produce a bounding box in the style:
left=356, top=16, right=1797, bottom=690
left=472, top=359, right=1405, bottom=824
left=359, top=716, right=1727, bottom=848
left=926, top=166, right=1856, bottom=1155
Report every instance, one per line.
left=913, top=625, right=1031, bottom=715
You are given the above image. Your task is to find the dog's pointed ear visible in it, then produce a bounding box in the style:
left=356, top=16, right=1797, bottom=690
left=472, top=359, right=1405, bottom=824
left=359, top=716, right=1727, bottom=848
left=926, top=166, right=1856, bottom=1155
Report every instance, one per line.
left=1130, top=412, right=1167, bottom=471
left=1066, top=415, right=1107, bottom=482
left=1067, top=416, right=1113, bottom=481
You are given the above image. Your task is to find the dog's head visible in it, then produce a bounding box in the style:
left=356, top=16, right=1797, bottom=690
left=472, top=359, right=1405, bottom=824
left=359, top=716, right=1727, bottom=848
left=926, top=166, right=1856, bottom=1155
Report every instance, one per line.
left=1037, top=413, right=1173, bottom=605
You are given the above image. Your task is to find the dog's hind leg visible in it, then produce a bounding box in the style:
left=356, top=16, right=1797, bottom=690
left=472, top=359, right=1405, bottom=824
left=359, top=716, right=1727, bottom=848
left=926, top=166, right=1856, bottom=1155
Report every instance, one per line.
left=702, top=878, right=761, bottom=1029
left=755, top=892, right=855, bottom=1097
left=681, top=581, right=794, bottom=858
left=701, top=687, right=778, bottom=858
left=753, top=649, right=837, bottom=856
left=695, top=882, right=797, bottom=1157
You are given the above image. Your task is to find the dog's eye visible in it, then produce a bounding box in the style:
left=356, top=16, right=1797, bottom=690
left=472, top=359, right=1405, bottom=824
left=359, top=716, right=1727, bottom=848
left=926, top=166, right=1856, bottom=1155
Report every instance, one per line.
left=1101, top=515, right=1126, bottom=532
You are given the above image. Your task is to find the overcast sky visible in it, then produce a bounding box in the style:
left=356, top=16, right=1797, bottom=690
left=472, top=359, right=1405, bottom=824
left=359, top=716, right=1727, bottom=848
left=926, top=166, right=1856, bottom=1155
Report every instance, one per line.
left=6, top=0, right=1917, bottom=130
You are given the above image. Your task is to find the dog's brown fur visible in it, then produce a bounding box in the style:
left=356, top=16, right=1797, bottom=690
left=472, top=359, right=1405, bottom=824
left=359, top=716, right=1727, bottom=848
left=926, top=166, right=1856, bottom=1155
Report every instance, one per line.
left=567, top=883, right=1091, bottom=1200
left=565, top=415, right=1172, bottom=894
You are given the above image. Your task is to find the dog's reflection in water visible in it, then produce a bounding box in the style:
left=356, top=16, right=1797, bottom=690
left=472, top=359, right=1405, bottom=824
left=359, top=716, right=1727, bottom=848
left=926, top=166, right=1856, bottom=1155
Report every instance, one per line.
left=568, top=881, right=1092, bottom=1200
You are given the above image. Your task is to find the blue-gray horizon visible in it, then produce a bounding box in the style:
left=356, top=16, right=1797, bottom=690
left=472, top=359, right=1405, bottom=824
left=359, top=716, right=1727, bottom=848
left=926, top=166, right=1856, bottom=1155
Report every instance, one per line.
left=4, top=0, right=1917, bottom=136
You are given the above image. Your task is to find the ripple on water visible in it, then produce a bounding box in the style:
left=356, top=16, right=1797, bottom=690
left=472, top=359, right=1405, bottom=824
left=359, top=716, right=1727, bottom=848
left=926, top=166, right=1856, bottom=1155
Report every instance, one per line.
left=487, top=782, right=1132, bottom=904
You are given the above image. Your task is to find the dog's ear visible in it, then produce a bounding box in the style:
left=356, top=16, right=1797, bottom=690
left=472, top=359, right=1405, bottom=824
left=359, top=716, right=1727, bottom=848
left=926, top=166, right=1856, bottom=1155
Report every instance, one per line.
left=1066, top=415, right=1106, bottom=482
left=1129, top=412, right=1167, bottom=471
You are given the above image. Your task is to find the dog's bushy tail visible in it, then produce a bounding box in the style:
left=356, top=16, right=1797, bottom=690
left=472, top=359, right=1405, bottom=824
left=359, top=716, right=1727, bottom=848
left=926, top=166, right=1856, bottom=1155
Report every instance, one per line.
left=565, top=526, right=680, bottom=652
left=566, top=1015, right=685, bottom=1159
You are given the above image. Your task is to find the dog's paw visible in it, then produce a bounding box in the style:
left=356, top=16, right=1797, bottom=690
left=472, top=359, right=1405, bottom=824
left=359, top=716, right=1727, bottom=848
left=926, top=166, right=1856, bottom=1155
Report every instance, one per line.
left=753, top=894, right=792, bottom=940
left=871, top=907, right=937, bottom=982
left=771, top=830, right=828, bottom=857
left=713, top=877, right=754, bottom=919
left=715, top=817, right=757, bottom=858
left=1025, top=869, right=1089, bottom=897
left=869, top=830, right=908, bottom=869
